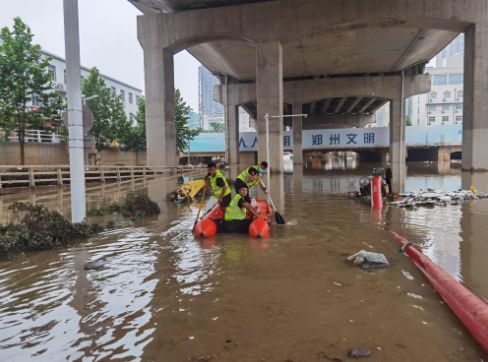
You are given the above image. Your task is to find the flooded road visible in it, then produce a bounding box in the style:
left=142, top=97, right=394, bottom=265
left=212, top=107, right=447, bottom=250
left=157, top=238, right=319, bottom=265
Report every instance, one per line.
left=0, top=165, right=487, bottom=361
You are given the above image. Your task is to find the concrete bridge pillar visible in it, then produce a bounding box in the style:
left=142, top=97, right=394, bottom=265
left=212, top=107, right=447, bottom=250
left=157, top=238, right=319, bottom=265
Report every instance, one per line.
left=437, top=147, right=452, bottom=163
left=224, top=104, right=239, bottom=166
left=138, top=15, right=176, bottom=167
left=223, top=81, right=240, bottom=167
left=256, top=41, right=283, bottom=172
left=292, top=102, right=303, bottom=164
left=389, top=96, right=406, bottom=193
left=463, top=24, right=488, bottom=173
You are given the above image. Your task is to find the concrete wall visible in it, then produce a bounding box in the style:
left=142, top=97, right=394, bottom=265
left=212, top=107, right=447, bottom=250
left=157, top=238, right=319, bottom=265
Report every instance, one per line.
left=0, top=143, right=69, bottom=165
left=0, top=143, right=146, bottom=166
left=100, top=149, right=146, bottom=166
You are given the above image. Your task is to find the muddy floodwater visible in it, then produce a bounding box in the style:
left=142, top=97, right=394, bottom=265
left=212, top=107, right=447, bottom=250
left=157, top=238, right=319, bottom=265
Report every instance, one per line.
left=0, top=164, right=487, bottom=361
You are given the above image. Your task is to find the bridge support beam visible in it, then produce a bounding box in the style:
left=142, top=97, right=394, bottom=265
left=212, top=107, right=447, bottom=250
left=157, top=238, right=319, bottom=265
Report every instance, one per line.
left=214, top=75, right=430, bottom=109
left=292, top=102, right=303, bottom=164
left=390, top=96, right=406, bottom=193
left=463, top=24, right=488, bottom=172
left=256, top=41, right=283, bottom=172
left=138, top=15, right=176, bottom=167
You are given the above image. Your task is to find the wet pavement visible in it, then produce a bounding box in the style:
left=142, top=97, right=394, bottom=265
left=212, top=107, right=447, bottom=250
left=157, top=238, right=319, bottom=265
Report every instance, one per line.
left=0, top=163, right=487, bottom=361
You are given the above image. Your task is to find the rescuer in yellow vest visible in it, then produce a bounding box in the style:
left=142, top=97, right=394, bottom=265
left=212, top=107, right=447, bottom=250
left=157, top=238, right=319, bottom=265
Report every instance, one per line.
left=205, top=161, right=231, bottom=213
left=224, top=184, right=259, bottom=233
left=234, top=161, right=269, bottom=195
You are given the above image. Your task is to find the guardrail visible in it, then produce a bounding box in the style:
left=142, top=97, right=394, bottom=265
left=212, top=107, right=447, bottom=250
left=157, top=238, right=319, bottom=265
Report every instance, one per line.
left=5, top=129, right=65, bottom=144
left=0, top=177, right=162, bottom=223
left=0, top=165, right=206, bottom=191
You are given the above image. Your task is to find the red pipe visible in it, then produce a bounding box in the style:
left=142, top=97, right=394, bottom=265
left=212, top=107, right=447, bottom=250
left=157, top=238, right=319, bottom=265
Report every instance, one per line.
left=391, top=231, right=488, bottom=353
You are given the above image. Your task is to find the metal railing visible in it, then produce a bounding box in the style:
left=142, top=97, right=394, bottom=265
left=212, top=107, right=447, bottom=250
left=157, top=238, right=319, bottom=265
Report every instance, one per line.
left=5, top=129, right=65, bottom=144
left=0, top=177, right=154, bottom=223
left=0, top=165, right=206, bottom=191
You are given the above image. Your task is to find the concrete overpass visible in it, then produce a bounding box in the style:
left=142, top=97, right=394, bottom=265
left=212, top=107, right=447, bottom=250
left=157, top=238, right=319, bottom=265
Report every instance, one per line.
left=131, top=0, right=488, bottom=192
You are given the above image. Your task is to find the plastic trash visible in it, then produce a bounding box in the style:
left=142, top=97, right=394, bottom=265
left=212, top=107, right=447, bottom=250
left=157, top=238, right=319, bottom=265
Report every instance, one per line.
left=349, top=347, right=372, bottom=358
left=347, top=250, right=390, bottom=269
left=389, top=189, right=488, bottom=208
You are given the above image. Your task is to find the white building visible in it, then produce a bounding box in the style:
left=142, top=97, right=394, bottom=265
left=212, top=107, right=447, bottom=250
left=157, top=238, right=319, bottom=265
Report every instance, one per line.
left=375, top=53, right=463, bottom=127
left=42, top=50, right=143, bottom=123
left=374, top=102, right=390, bottom=127
left=407, top=54, right=463, bottom=126
left=375, top=34, right=464, bottom=127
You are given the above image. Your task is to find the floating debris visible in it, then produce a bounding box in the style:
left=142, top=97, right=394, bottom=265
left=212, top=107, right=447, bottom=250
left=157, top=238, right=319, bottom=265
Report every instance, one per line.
left=83, top=260, right=105, bottom=270
left=348, top=347, right=372, bottom=358
left=389, top=189, right=488, bottom=208
left=167, top=179, right=205, bottom=203
left=401, top=269, right=415, bottom=281
left=347, top=250, right=390, bottom=269
left=318, top=352, right=343, bottom=362
left=406, top=292, right=423, bottom=300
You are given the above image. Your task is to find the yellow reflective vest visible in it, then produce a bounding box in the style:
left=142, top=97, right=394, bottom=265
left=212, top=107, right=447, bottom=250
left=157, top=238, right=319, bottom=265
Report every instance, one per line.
left=236, top=165, right=259, bottom=189
left=224, top=194, right=247, bottom=221
left=209, top=170, right=231, bottom=199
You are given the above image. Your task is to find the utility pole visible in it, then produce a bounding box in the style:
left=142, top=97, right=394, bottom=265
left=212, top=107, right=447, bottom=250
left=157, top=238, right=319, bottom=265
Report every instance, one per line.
left=63, top=0, right=86, bottom=222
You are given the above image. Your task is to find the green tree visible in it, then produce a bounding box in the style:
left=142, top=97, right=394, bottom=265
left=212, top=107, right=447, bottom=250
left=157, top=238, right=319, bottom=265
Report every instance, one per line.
left=0, top=18, right=65, bottom=164
left=175, top=89, right=199, bottom=152
left=209, top=121, right=225, bottom=133
left=121, top=90, right=198, bottom=152
left=405, top=115, right=413, bottom=126
left=82, top=67, right=130, bottom=149
left=124, top=96, right=146, bottom=151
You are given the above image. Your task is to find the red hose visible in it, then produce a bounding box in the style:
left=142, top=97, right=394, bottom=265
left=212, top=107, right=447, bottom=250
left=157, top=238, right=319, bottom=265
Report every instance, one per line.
left=391, top=231, right=488, bottom=353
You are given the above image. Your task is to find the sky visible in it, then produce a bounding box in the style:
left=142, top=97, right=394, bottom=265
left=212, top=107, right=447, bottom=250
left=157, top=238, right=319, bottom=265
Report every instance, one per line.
left=0, top=0, right=201, bottom=110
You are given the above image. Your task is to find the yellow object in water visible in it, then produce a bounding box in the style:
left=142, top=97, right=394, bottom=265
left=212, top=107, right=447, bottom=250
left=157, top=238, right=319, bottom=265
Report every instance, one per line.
left=470, top=184, right=476, bottom=194
left=176, top=179, right=206, bottom=202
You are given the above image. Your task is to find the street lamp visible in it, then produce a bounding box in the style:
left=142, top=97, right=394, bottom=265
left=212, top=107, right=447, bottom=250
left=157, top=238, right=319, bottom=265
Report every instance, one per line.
left=187, top=136, right=191, bottom=166
left=264, top=112, right=308, bottom=190
left=82, top=94, right=99, bottom=105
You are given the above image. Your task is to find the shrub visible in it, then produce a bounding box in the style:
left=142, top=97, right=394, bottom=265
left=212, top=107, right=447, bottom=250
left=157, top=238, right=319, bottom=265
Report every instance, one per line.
left=87, top=191, right=160, bottom=218
left=0, top=202, right=102, bottom=257
left=120, top=191, right=160, bottom=217
left=87, top=203, right=121, bottom=216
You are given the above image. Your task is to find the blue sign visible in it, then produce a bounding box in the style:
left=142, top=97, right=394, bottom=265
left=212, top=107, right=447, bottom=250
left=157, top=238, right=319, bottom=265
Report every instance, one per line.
left=188, top=125, right=463, bottom=152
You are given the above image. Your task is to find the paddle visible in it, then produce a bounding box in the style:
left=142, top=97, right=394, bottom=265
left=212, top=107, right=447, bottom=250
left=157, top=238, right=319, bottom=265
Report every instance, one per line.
left=266, top=194, right=286, bottom=224
left=192, top=185, right=207, bottom=230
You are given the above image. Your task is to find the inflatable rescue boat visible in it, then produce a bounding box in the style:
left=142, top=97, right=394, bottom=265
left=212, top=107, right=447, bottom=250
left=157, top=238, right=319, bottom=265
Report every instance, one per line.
left=193, top=198, right=273, bottom=238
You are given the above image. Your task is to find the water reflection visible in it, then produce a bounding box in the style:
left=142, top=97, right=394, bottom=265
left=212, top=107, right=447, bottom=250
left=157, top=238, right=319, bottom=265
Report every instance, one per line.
left=387, top=204, right=463, bottom=281
left=161, top=217, right=220, bottom=296
left=0, top=227, right=158, bottom=361
left=305, top=151, right=358, bottom=171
